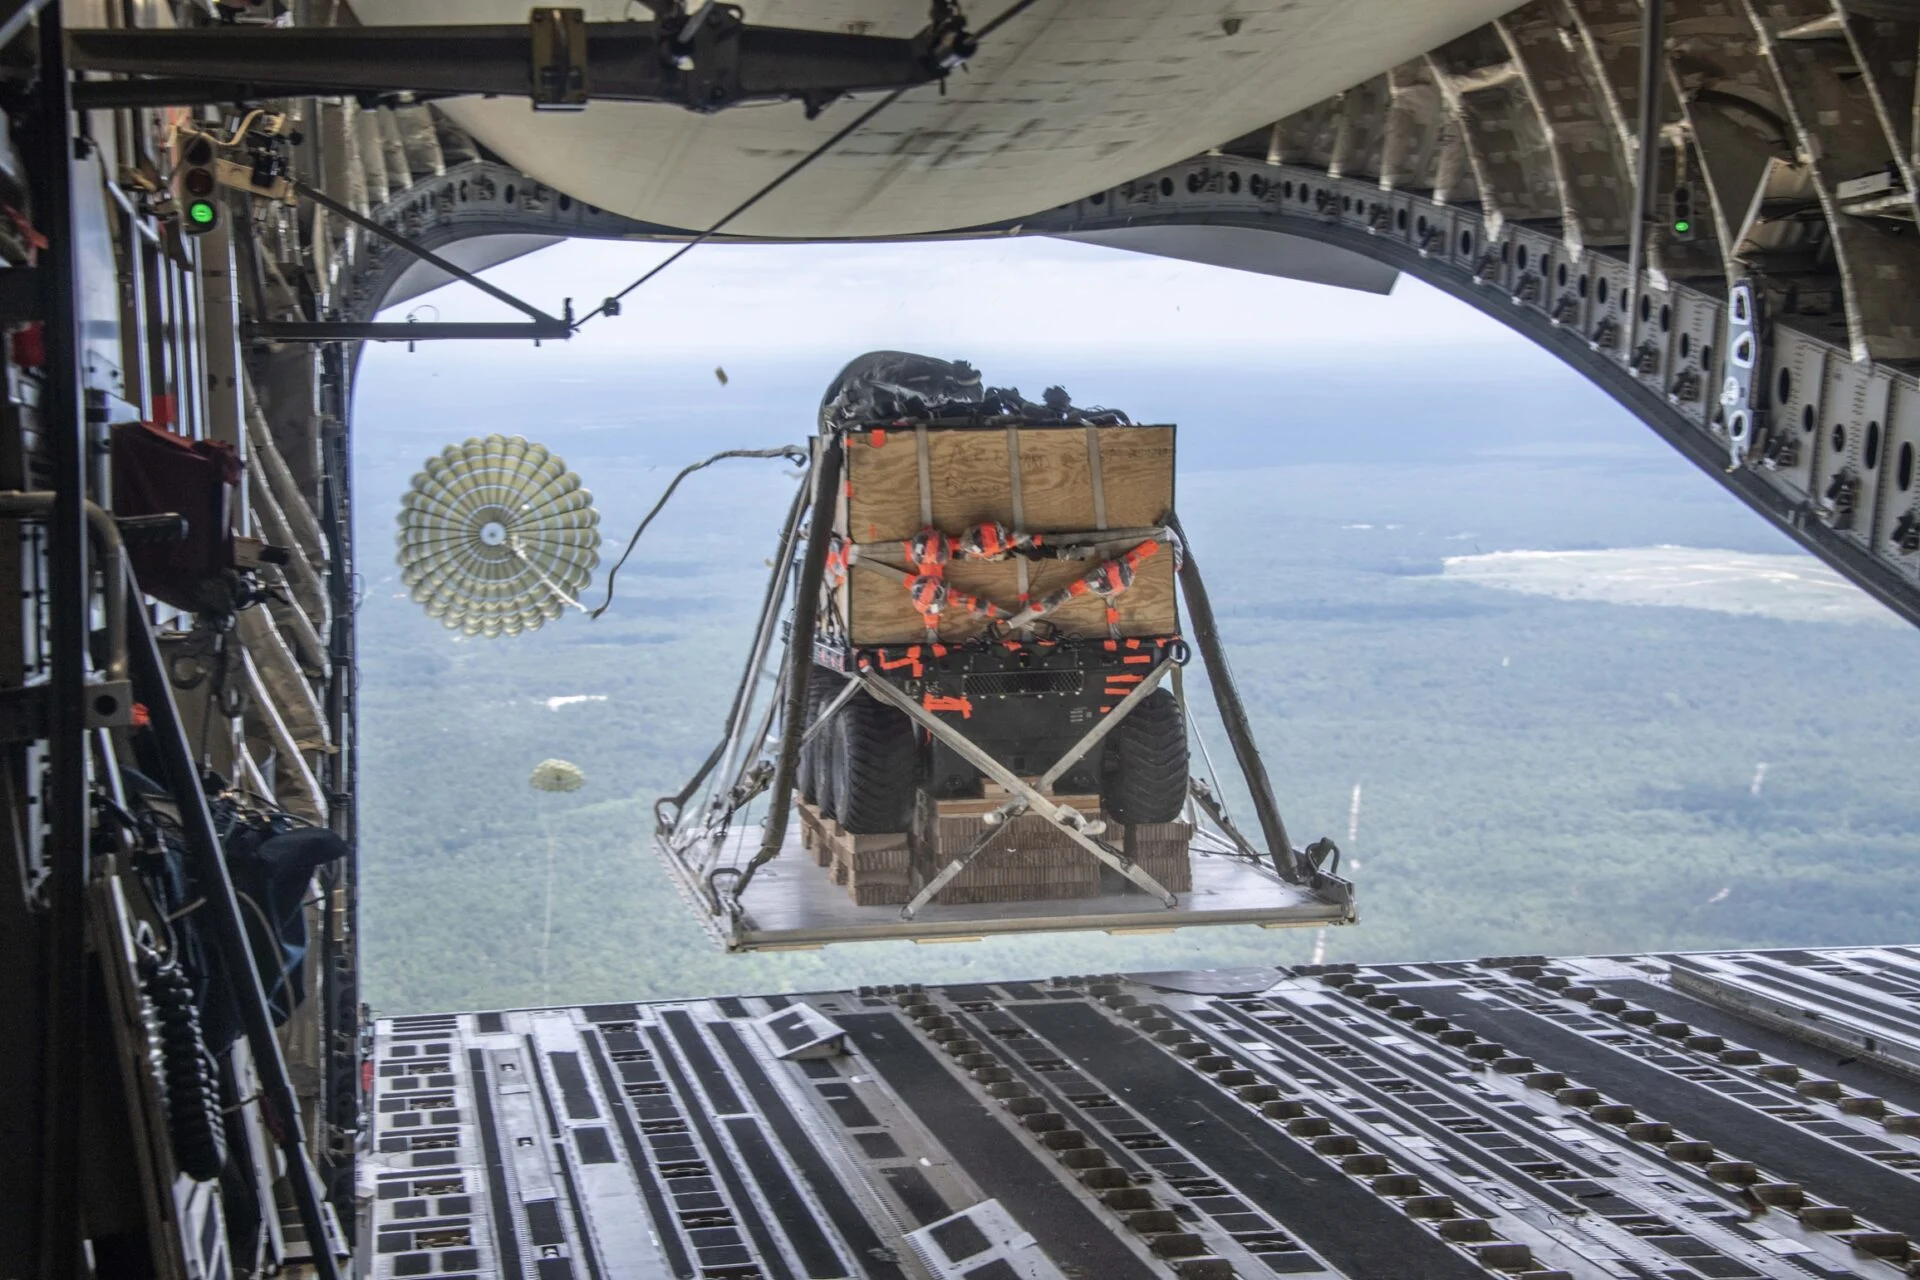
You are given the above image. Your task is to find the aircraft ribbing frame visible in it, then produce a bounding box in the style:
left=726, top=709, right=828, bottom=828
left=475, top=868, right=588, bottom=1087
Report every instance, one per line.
left=336, top=0, right=1920, bottom=627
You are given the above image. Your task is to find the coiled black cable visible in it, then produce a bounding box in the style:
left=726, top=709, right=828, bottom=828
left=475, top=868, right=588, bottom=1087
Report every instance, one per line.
left=139, top=952, right=228, bottom=1182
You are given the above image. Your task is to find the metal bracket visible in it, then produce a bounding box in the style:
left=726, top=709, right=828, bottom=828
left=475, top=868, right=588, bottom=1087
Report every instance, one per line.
left=243, top=320, right=572, bottom=344
left=282, top=177, right=572, bottom=343
left=0, top=679, right=134, bottom=743
left=858, top=673, right=1179, bottom=908
left=1720, top=279, right=1766, bottom=469
left=530, top=7, right=589, bottom=109
left=1187, top=778, right=1263, bottom=864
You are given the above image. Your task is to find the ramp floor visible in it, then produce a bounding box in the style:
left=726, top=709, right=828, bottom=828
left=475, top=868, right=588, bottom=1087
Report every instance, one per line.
left=366, top=945, right=1920, bottom=1280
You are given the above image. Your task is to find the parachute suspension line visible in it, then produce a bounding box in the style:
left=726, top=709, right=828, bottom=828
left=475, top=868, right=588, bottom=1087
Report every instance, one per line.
left=657, top=473, right=809, bottom=846
left=529, top=759, right=584, bottom=999
left=539, top=811, right=557, bottom=1004
left=508, top=536, right=589, bottom=613
left=591, top=446, right=807, bottom=620
left=1175, top=661, right=1230, bottom=825
left=571, top=0, right=1048, bottom=330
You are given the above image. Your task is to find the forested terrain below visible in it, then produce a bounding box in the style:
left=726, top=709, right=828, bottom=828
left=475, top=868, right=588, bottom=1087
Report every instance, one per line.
left=353, top=349, right=1920, bottom=1014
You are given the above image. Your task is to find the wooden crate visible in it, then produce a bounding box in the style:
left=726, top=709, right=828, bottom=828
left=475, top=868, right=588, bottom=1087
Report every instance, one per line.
left=832, top=424, right=1177, bottom=645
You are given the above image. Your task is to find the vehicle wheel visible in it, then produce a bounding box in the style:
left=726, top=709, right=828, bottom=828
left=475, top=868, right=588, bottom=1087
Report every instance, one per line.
left=1100, top=688, right=1189, bottom=825
left=831, top=690, right=920, bottom=834
left=797, top=668, right=844, bottom=807
left=815, top=701, right=843, bottom=821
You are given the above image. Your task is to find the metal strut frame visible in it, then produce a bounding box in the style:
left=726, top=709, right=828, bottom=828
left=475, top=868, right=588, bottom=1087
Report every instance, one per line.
left=124, top=566, right=346, bottom=1280
left=31, top=7, right=89, bottom=1270
left=655, top=479, right=810, bottom=838
left=1623, top=0, right=1665, bottom=334
left=66, top=8, right=970, bottom=112
left=243, top=179, right=573, bottom=345
left=892, top=654, right=1182, bottom=920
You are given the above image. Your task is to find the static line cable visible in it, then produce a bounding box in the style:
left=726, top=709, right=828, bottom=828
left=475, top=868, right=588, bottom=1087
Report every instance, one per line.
left=573, top=0, right=1047, bottom=329
left=591, top=445, right=808, bottom=618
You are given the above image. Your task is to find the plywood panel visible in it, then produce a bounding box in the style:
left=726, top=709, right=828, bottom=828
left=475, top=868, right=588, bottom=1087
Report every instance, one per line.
left=927, top=430, right=1018, bottom=531
left=1016, top=429, right=1096, bottom=531
left=1025, top=551, right=1176, bottom=639
left=844, top=429, right=923, bottom=543
left=1099, top=426, right=1175, bottom=527
left=847, top=562, right=929, bottom=644
left=842, top=424, right=1176, bottom=541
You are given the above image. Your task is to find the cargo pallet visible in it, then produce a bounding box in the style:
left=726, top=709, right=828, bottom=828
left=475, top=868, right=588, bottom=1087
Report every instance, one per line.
left=654, top=371, right=1354, bottom=951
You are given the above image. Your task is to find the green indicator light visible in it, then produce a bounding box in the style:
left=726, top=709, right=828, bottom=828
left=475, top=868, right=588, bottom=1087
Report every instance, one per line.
left=187, top=200, right=216, bottom=226
left=1672, top=219, right=1690, bottom=233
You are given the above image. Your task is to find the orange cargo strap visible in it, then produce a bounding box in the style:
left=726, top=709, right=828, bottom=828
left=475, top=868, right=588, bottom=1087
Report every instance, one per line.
left=1122, top=653, right=1154, bottom=665
left=906, top=527, right=951, bottom=571
left=922, top=693, right=973, bottom=718
left=900, top=522, right=1037, bottom=569
left=870, top=428, right=887, bottom=448
left=824, top=535, right=855, bottom=588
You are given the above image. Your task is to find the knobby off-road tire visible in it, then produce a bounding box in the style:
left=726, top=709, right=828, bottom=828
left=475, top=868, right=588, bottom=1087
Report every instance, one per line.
left=1100, top=688, right=1190, bottom=825
left=831, top=690, right=920, bottom=834
left=797, top=668, right=845, bottom=807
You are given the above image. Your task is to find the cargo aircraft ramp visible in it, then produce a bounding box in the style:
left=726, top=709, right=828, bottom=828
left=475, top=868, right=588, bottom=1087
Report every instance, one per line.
left=368, top=945, right=1920, bottom=1280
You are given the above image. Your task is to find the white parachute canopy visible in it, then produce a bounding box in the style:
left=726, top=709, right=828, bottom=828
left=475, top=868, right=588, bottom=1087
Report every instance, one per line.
left=396, top=435, right=600, bottom=638
left=530, top=758, right=586, bottom=793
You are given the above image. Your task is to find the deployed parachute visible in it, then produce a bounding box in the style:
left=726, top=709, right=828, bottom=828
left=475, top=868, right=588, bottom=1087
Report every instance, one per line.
left=530, top=759, right=586, bottom=793
left=396, top=435, right=600, bottom=638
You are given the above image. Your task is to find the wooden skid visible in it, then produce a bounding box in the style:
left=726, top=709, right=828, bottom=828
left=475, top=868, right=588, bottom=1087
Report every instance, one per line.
left=797, top=800, right=914, bottom=904
left=794, top=796, right=1192, bottom=907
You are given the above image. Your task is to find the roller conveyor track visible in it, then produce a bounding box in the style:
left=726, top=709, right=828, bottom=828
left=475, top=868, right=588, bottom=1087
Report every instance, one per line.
left=368, top=946, right=1920, bottom=1280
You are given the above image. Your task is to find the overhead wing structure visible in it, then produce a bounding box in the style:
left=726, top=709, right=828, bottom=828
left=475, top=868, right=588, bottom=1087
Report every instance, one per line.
left=354, top=0, right=1518, bottom=237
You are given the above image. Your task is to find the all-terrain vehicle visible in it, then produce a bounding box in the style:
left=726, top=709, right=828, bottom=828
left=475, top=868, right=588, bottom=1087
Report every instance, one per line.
left=801, top=351, right=1189, bottom=837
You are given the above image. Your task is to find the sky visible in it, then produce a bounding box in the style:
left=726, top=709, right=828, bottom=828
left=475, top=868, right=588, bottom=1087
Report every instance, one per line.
left=372, top=234, right=1533, bottom=367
